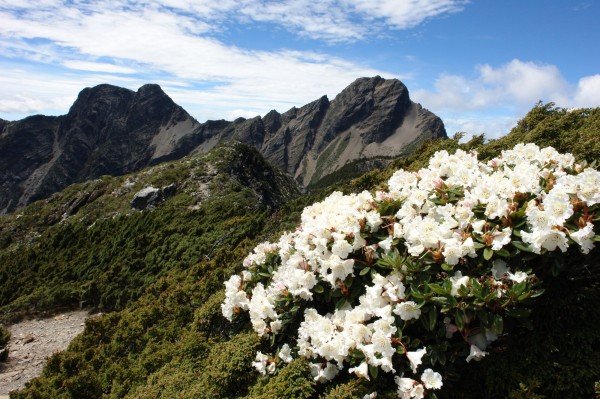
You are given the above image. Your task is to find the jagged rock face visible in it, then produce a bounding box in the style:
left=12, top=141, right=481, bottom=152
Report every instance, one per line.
left=182, top=77, right=446, bottom=186
left=246, top=77, right=446, bottom=185
left=0, top=76, right=445, bottom=213
left=0, top=115, right=61, bottom=213
left=0, top=84, right=199, bottom=213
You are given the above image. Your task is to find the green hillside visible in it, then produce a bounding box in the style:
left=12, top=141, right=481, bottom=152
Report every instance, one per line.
left=2, top=103, right=600, bottom=398
left=0, top=142, right=299, bottom=322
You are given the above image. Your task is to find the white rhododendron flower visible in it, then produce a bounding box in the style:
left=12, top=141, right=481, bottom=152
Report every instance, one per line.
left=569, top=222, right=595, bottom=254
left=421, top=368, right=443, bottom=389
left=252, top=351, right=272, bottom=375
left=221, top=143, right=599, bottom=399
left=348, top=361, right=370, bottom=380
left=395, top=301, right=422, bottom=321
left=395, top=375, right=426, bottom=399
left=406, top=348, right=427, bottom=373
left=221, top=275, right=249, bottom=321
left=310, top=361, right=339, bottom=383
left=450, top=271, right=469, bottom=296
left=466, top=344, right=488, bottom=363
left=278, top=344, right=293, bottom=363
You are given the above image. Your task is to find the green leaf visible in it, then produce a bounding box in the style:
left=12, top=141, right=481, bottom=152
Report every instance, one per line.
left=359, top=267, right=371, bottom=276
left=313, top=284, right=324, bottom=294
left=517, top=292, right=532, bottom=301
left=368, top=364, right=379, bottom=379
left=476, top=309, right=490, bottom=326
left=492, top=314, right=504, bottom=333
left=483, top=247, right=494, bottom=260
left=454, top=310, right=466, bottom=330
left=370, top=268, right=378, bottom=279
left=512, top=281, right=527, bottom=296
left=494, top=248, right=510, bottom=257
left=427, top=307, right=437, bottom=331
left=530, top=288, right=545, bottom=298
left=431, top=296, right=449, bottom=307
left=428, top=284, right=447, bottom=295
left=441, top=263, right=454, bottom=272
left=437, top=351, right=447, bottom=366
left=512, top=240, right=533, bottom=252
left=473, top=242, right=486, bottom=249
left=350, top=350, right=365, bottom=360
left=335, top=298, right=347, bottom=309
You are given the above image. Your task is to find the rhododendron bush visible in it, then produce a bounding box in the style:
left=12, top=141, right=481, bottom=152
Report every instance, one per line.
left=222, top=143, right=600, bottom=398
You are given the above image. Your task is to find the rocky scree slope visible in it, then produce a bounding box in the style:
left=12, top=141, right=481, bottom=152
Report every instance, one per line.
left=0, top=77, right=446, bottom=213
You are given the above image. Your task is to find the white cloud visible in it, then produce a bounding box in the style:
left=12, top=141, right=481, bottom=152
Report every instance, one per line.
left=413, top=60, right=572, bottom=112
left=0, top=1, right=399, bottom=120
left=0, top=94, right=47, bottom=114
left=0, top=0, right=467, bottom=44
left=573, top=74, right=600, bottom=107
left=63, top=61, right=138, bottom=74
left=234, top=0, right=467, bottom=42
left=349, top=0, right=467, bottom=30
left=442, top=115, right=519, bottom=140
left=225, top=109, right=262, bottom=120
left=412, top=59, right=600, bottom=139
left=477, top=60, right=568, bottom=104
left=0, top=66, right=145, bottom=120
left=0, top=0, right=465, bottom=120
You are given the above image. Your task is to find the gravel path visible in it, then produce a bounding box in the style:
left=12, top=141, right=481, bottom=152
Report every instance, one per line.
left=0, top=310, right=94, bottom=396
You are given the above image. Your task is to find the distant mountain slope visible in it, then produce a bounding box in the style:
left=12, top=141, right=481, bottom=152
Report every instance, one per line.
left=0, top=141, right=299, bottom=321
left=0, top=76, right=446, bottom=213
left=0, top=84, right=197, bottom=213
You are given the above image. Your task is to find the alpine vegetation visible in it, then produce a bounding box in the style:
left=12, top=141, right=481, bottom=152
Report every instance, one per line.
left=223, top=143, right=600, bottom=398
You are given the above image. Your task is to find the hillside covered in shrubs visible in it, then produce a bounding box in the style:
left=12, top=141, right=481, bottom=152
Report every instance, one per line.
left=1, top=103, right=599, bottom=398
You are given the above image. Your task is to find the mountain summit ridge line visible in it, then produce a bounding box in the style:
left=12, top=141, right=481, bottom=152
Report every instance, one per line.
left=0, top=76, right=446, bottom=213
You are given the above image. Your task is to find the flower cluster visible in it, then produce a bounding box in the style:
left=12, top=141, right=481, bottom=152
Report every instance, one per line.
left=222, top=143, right=599, bottom=398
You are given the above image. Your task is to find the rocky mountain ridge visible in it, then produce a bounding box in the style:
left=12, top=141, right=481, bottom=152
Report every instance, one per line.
left=0, top=76, right=446, bottom=213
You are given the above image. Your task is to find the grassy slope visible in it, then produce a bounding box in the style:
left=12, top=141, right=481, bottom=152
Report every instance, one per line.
left=4, top=103, right=600, bottom=398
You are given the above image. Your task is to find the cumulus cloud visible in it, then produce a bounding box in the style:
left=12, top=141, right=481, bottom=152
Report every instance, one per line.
left=572, top=74, right=600, bottom=107
left=413, top=60, right=572, bottom=111
left=412, top=59, right=600, bottom=138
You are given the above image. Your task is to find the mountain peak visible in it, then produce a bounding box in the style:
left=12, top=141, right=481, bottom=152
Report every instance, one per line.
left=137, top=83, right=165, bottom=94
left=0, top=78, right=446, bottom=213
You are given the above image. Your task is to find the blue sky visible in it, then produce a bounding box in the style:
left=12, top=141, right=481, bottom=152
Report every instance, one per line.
left=1, top=0, right=599, bottom=138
